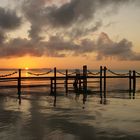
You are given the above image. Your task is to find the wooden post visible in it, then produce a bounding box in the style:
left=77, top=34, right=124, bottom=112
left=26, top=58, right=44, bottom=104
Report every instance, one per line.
left=133, top=70, right=136, bottom=98
left=50, top=78, right=53, bottom=95
left=65, top=69, right=68, bottom=94
left=83, top=65, right=87, bottom=104
left=104, top=66, right=107, bottom=98
left=54, top=67, right=57, bottom=106
left=79, top=78, right=82, bottom=91
left=18, top=69, right=21, bottom=99
left=100, top=66, right=103, bottom=99
left=129, top=70, right=132, bottom=98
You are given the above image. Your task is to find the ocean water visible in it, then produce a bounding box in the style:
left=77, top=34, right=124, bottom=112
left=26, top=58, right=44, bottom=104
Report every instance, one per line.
left=0, top=69, right=140, bottom=140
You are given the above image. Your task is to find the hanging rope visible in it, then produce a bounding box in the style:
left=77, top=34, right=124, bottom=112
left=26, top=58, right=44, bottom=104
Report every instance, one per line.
left=68, top=71, right=76, bottom=76
left=107, top=69, right=129, bottom=76
left=136, top=71, right=140, bottom=76
left=0, top=71, right=17, bottom=78
left=27, top=70, right=52, bottom=76
left=57, top=70, right=66, bottom=76
left=87, top=70, right=100, bottom=76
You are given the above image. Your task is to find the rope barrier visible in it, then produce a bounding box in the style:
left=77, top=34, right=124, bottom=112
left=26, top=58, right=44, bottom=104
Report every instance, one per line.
left=27, top=70, right=52, bottom=76
left=68, top=72, right=76, bottom=76
left=107, top=69, right=129, bottom=76
left=0, top=71, right=17, bottom=78
left=57, top=70, right=66, bottom=76
left=136, top=71, right=140, bottom=76
left=87, top=70, right=100, bottom=76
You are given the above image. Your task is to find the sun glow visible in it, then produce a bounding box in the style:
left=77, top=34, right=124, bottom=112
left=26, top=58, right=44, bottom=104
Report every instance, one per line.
left=25, top=67, right=29, bottom=70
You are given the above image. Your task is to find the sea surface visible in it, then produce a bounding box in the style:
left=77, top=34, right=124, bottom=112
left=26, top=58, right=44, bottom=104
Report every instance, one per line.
left=0, top=69, right=140, bottom=140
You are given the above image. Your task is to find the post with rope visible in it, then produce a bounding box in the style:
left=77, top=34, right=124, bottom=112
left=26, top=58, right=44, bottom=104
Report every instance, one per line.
left=83, top=65, right=87, bottom=104
left=100, top=66, right=103, bottom=99
left=65, top=69, right=68, bottom=94
left=129, top=70, right=132, bottom=97
left=18, top=69, right=21, bottom=101
left=133, top=70, right=136, bottom=98
left=104, top=66, right=107, bottom=99
left=54, top=67, right=57, bottom=106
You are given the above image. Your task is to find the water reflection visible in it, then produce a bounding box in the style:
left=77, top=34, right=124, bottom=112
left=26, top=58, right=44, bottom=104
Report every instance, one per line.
left=1, top=75, right=140, bottom=140
left=100, top=98, right=107, bottom=105
left=0, top=93, right=140, bottom=140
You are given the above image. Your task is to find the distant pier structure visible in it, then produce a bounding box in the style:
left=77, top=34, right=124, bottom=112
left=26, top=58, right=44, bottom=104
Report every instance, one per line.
left=0, top=65, right=139, bottom=105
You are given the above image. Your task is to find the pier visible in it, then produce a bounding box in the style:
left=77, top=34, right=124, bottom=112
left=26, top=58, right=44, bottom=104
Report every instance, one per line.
left=0, top=65, right=140, bottom=105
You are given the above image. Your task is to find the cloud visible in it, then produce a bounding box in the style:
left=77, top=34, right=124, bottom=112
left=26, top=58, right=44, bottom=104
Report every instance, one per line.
left=0, top=7, right=22, bottom=30
left=96, top=32, right=140, bottom=60
left=21, top=0, right=135, bottom=41
left=0, top=30, right=5, bottom=44
left=0, top=0, right=140, bottom=61
left=1, top=32, right=140, bottom=60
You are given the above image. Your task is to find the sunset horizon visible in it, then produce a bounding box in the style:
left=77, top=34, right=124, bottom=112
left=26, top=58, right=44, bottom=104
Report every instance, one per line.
left=1, top=1, right=140, bottom=139
left=0, top=0, right=140, bottom=70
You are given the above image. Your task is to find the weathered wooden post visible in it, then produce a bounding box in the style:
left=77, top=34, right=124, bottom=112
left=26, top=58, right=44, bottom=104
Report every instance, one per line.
left=79, top=77, right=82, bottom=91
left=100, top=66, right=103, bottom=99
left=133, top=70, right=136, bottom=98
left=54, top=67, right=57, bottom=106
left=129, top=70, right=132, bottom=98
left=18, top=69, right=21, bottom=100
left=104, top=66, right=107, bottom=98
left=65, top=69, right=68, bottom=94
left=83, top=65, right=87, bottom=104
left=50, top=78, right=53, bottom=95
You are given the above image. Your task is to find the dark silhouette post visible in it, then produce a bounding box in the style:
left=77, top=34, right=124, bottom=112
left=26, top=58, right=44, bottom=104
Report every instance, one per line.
left=83, top=65, right=87, bottom=104
left=50, top=78, right=53, bottom=95
left=79, top=77, right=82, bottom=91
left=129, top=70, right=132, bottom=98
left=100, top=66, right=103, bottom=99
left=133, top=70, right=136, bottom=98
left=65, top=69, right=68, bottom=94
left=18, top=69, right=21, bottom=100
left=104, top=66, right=107, bottom=98
left=54, top=67, right=57, bottom=106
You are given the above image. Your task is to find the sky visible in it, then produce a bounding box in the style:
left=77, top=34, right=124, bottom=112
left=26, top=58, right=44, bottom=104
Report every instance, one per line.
left=0, top=0, right=140, bottom=69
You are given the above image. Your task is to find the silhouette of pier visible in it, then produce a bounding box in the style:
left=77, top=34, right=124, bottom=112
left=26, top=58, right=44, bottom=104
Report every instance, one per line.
left=0, top=65, right=140, bottom=105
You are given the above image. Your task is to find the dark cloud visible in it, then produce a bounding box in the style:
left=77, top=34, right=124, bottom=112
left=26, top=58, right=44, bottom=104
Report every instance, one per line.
left=47, top=0, right=95, bottom=27
left=0, top=0, right=140, bottom=61
left=21, top=0, right=134, bottom=41
left=0, top=32, right=140, bottom=60
left=96, top=32, right=140, bottom=60
left=0, top=30, right=5, bottom=44
left=66, top=21, right=102, bottom=39
left=0, top=38, right=45, bottom=58
left=0, top=7, right=22, bottom=30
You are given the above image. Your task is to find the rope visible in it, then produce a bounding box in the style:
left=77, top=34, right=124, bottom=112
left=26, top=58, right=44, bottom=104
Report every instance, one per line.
left=0, top=71, right=17, bottom=78
left=87, top=70, right=100, bottom=76
left=136, top=71, right=140, bottom=75
left=107, top=69, right=129, bottom=76
left=68, top=72, right=76, bottom=76
left=57, top=70, right=66, bottom=76
left=27, top=70, right=52, bottom=76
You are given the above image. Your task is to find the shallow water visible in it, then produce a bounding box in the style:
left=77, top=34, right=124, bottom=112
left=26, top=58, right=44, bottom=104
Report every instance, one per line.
left=0, top=69, right=140, bottom=140
left=0, top=92, right=140, bottom=140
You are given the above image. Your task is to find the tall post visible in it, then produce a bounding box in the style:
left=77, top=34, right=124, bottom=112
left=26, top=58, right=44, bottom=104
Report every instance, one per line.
left=18, top=69, right=21, bottom=100
left=50, top=78, right=53, bottom=95
left=133, top=70, right=136, bottom=98
left=104, top=66, right=107, bottom=98
left=54, top=67, right=57, bottom=106
left=100, top=66, right=103, bottom=99
left=129, top=70, right=132, bottom=98
left=79, top=77, right=82, bottom=91
left=65, top=69, right=68, bottom=94
left=83, top=65, right=87, bottom=104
